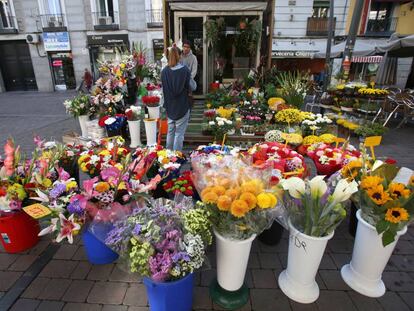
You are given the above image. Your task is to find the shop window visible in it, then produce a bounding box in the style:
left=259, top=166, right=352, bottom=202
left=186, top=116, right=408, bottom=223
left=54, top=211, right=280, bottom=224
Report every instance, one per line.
left=366, top=1, right=396, bottom=34
left=93, top=0, right=119, bottom=27
left=312, top=1, right=329, bottom=18
left=39, top=0, right=65, bottom=29
left=0, top=0, right=17, bottom=31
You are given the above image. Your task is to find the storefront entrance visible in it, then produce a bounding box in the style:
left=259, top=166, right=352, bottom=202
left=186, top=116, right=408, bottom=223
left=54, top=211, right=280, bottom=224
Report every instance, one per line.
left=49, top=52, right=76, bottom=90
left=0, top=40, right=37, bottom=91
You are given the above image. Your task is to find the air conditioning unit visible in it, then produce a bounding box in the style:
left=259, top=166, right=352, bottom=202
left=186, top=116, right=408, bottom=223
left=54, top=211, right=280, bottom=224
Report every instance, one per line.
left=26, top=34, right=40, bottom=44
left=98, top=16, right=113, bottom=25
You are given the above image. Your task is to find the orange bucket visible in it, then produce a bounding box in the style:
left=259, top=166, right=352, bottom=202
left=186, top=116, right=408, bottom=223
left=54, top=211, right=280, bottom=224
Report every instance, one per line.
left=160, top=119, right=168, bottom=135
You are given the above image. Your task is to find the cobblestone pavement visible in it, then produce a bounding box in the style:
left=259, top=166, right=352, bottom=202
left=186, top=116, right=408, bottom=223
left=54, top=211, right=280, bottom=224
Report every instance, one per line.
left=0, top=91, right=413, bottom=310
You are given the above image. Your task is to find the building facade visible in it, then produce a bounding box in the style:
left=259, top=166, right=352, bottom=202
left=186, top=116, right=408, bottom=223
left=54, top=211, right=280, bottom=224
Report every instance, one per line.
left=0, top=0, right=164, bottom=92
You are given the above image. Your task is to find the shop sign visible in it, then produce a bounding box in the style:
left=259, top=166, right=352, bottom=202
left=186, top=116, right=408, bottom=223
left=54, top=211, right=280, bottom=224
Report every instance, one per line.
left=272, top=50, right=316, bottom=58
left=52, top=60, right=63, bottom=67
left=153, top=39, right=164, bottom=49
left=87, top=34, right=129, bottom=46
left=43, top=32, right=71, bottom=51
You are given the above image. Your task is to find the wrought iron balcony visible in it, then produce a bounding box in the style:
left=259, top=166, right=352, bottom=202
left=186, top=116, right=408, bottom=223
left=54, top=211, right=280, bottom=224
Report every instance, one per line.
left=146, top=9, right=163, bottom=28
left=366, top=17, right=398, bottom=36
left=306, top=17, right=336, bottom=36
left=92, top=11, right=119, bottom=30
left=0, top=15, right=18, bottom=34
left=40, top=14, right=66, bottom=32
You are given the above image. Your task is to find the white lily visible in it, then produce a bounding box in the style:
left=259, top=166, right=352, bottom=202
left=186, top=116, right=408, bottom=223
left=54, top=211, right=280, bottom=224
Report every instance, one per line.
left=331, top=179, right=358, bottom=205
left=281, top=177, right=306, bottom=199
left=38, top=217, right=59, bottom=236
left=372, top=160, right=384, bottom=172
left=309, top=175, right=327, bottom=199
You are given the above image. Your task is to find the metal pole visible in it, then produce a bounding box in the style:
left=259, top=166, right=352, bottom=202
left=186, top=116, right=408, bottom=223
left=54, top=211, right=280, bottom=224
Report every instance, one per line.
left=341, top=0, right=365, bottom=81
left=323, top=0, right=334, bottom=92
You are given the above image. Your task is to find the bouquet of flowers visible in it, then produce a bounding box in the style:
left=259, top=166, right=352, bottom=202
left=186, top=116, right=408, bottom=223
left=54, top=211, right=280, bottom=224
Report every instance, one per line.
left=190, top=144, right=239, bottom=159
left=163, top=171, right=197, bottom=198
left=301, top=113, right=333, bottom=136
left=125, top=106, right=142, bottom=121
left=91, top=77, right=125, bottom=115
left=208, top=117, right=234, bottom=141
left=142, top=95, right=161, bottom=107
left=280, top=175, right=358, bottom=236
left=98, top=114, right=127, bottom=137
left=63, top=94, right=92, bottom=117
left=192, top=154, right=281, bottom=239
left=105, top=196, right=212, bottom=282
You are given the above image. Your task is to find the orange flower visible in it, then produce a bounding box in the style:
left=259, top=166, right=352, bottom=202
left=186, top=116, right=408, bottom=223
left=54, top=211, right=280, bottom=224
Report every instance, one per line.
left=388, top=183, right=411, bottom=199
left=361, top=176, right=383, bottom=190
left=201, top=187, right=214, bottom=198
left=225, top=188, right=240, bottom=201
left=95, top=182, right=110, bottom=193
left=240, top=180, right=263, bottom=195
left=217, top=195, right=232, bottom=211
left=218, top=178, right=232, bottom=188
left=366, top=184, right=391, bottom=205
left=202, top=192, right=218, bottom=204
left=240, top=192, right=257, bottom=210
left=385, top=207, right=409, bottom=223
left=212, top=186, right=226, bottom=196
left=230, top=200, right=250, bottom=218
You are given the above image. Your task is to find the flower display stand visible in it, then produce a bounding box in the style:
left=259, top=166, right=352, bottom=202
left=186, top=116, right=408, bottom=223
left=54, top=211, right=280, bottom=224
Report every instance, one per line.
left=82, top=223, right=119, bottom=265
left=341, top=210, right=407, bottom=298
left=210, top=230, right=256, bottom=309
left=78, top=115, right=89, bottom=139
left=143, top=273, right=194, bottom=311
left=144, top=119, right=157, bottom=146
left=278, top=220, right=334, bottom=303
left=148, top=106, right=161, bottom=119
left=128, top=120, right=141, bottom=148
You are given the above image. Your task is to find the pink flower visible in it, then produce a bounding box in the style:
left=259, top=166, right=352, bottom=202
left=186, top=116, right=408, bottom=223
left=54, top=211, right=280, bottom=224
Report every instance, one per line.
left=55, top=214, right=81, bottom=244
left=4, top=139, right=15, bottom=176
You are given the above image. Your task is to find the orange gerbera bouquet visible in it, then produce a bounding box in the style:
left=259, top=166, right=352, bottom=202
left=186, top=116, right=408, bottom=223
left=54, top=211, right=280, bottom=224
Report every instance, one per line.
left=359, top=163, right=413, bottom=246
left=191, top=153, right=281, bottom=239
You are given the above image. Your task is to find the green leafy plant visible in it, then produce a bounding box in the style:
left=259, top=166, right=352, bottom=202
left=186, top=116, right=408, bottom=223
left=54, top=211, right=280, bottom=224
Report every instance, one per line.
left=235, top=19, right=262, bottom=56
left=275, top=71, right=310, bottom=109
left=354, top=122, right=387, bottom=137
left=204, top=17, right=225, bottom=47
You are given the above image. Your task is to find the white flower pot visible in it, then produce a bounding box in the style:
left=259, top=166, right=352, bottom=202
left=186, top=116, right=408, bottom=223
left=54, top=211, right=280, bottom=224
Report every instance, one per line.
left=128, top=120, right=141, bottom=148
left=278, top=220, right=334, bottom=304
left=144, top=119, right=157, bottom=146
left=78, top=115, right=89, bottom=139
left=341, top=209, right=407, bottom=298
left=147, top=106, right=160, bottom=119
left=215, top=230, right=256, bottom=291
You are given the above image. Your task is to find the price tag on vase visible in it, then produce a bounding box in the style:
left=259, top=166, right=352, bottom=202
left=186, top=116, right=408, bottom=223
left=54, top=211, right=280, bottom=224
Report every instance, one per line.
left=23, top=204, right=51, bottom=219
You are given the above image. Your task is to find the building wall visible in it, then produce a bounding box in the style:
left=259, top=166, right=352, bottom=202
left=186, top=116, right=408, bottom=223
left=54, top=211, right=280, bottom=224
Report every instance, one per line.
left=396, top=3, right=414, bottom=35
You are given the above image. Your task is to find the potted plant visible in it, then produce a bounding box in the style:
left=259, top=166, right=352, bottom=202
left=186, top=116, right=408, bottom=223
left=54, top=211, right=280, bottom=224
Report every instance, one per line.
left=354, top=122, right=387, bottom=138
left=341, top=162, right=413, bottom=298
left=63, top=94, right=92, bottom=139
left=339, top=99, right=355, bottom=112
left=279, top=176, right=358, bottom=303
left=125, top=106, right=142, bottom=148
left=142, top=95, right=161, bottom=119
left=208, top=117, right=234, bottom=142
left=204, top=17, right=225, bottom=48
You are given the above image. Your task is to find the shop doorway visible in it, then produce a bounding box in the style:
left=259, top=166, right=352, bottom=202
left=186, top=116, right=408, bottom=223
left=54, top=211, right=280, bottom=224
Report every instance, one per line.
left=49, top=52, right=76, bottom=90
left=0, top=41, right=37, bottom=91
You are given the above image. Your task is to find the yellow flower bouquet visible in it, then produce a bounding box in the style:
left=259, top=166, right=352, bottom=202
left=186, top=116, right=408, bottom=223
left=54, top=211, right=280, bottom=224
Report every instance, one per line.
left=275, top=109, right=305, bottom=125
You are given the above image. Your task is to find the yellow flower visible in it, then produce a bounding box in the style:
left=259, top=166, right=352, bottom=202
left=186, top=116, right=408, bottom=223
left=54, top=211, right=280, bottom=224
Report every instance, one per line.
left=240, top=179, right=263, bottom=195
left=118, top=182, right=127, bottom=190
left=211, top=186, right=226, bottom=196
left=275, top=109, right=304, bottom=124
left=281, top=133, right=303, bottom=145
left=42, top=178, right=52, bottom=188
left=7, top=183, right=27, bottom=201
left=385, top=207, right=409, bottom=223
left=388, top=183, right=411, bottom=199
left=267, top=97, right=285, bottom=111
left=202, top=192, right=218, bottom=204
left=303, top=135, right=320, bottom=145
left=216, top=107, right=235, bottom=119
left=225, top=188, right=240, bottom=201
left=66, top=181, right=78, bottom=191
left=361, top=176, right=384, bottom=190
left=78, top=155, right=89, bottom=165
left=230, top=200, right=250, bottom=218
left=95, top=182, right=110, bottom=193
left=99, top=150, right=110, bottom=156
left=217, top=195, right=232, bottom=211
left=341, top=160, right=362, bottom=181
left=366, top=184, right=391, bottom=205
left=257, top=193, right=277, bottom=209
left=115, top=163, right=123, bottom=171
left=240, top=192, right=257, bottom=210
left=319, top=134, right=336, bottom=144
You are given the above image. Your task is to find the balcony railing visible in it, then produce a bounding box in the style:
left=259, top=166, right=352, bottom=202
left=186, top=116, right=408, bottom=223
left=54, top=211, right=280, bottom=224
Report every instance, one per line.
left=92, top=11, right=119, bottom=30
left=306, top=17, right=336, bottom=36
left=366, top=17, right=397, bottom=36
left=40, top=14, right=66, bottom=31
left=146, top=9, right=163, bottom=28
left=0, top=15, right=18, bottom=34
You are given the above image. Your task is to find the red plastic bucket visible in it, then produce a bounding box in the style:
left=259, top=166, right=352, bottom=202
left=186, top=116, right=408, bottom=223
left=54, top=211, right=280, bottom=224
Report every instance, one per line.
left=0, top=210, right=40, bottom=253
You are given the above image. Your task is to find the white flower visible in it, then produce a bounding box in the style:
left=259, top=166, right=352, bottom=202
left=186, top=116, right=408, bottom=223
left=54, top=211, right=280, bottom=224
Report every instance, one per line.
left=281, top=177, right=306, bottom=199
left=330, top=179, right=358, bottom=205
left=217, top=120, right=224, bottom=126
left=104, top=117, right=116, bottom=125
left=309, top=175, right=327, bottom=199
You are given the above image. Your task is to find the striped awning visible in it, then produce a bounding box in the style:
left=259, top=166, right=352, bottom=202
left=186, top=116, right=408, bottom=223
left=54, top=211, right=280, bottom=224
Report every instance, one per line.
left=352, top=55, right=383, bottom=63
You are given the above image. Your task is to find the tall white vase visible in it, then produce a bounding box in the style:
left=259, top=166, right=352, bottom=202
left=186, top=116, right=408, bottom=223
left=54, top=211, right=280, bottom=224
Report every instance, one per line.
left=147, top=106, right=160, bottom=119
left=128, top=120, right=141, bottom=148
left=278, top=220, right=334, bottom=304
left=341, top=209, right=407, bottom=298
left=144, top=119, right=157, bottom=146
left=78, top=115, right=89, bottom=139
left=215, top=230, right=256, bottom=291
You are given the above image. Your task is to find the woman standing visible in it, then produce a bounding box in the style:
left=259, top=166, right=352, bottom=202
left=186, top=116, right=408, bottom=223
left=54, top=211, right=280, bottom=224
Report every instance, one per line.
left=161, top=47, right=196, bottom=151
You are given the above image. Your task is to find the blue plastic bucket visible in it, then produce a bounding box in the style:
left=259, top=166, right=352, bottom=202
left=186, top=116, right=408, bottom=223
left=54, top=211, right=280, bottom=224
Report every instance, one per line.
left=143, top=273, right=194, bottom=311
left=81, top=223, right=119, bottom=265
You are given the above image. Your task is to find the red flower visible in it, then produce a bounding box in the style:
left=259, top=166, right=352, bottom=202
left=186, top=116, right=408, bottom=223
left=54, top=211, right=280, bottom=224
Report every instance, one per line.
left=142, top=95, right=160, bottom=106
left=385, top=158, right=397, bottom=165
left=98, top=116, right=110, bottom=127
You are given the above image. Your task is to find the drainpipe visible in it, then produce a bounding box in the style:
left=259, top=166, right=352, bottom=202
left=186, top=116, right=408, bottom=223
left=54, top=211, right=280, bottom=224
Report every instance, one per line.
left=323, top=0, right=335, bottom=91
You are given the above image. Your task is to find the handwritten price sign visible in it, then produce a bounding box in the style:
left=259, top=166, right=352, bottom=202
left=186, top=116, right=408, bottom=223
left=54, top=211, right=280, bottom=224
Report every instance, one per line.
left=364, top=136, right=382, bottom=160
left=23, top=204, right=51, bottom=219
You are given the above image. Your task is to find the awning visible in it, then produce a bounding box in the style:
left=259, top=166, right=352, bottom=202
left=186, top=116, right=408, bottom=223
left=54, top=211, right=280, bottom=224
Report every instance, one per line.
left=314, top=39, right=385, bottom=58
left=376, top=34, right=414, bottom=58
left=352, top=55, right=383, bottom=63
left=169, top=2, right=268, bottom=11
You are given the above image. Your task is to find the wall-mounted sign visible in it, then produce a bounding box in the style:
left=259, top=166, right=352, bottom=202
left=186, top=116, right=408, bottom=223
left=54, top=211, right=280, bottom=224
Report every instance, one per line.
left=43, top=32, right=71, bottom=51
left=272, top=50, right=316, bottom=58
left=87, top=34, right=129, bottom=46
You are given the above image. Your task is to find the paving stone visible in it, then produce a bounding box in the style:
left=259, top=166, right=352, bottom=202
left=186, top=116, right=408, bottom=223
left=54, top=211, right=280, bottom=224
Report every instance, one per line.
left=278, top=253, right=288, bottom=269
left=251, top=269, right=278, bottom=288
left=127, top=308, right=149, bottom=311
left=330, top=253, right=351, bottom=269
left=36, top=300, right=65, bottom=311
left=0, top=271, right=22, bottom=291
left=377, top=291, right=411, bottom=311
left=63, top=280, right=94, bottom=302
left=73, top=247, right=89, bottom=261
left=28, top=240, right=50, bottom=256
left=40, top=259, right=78, bottom=278
left=123, top=283, right=147, bottom=306
left=0, top=253, right=18, bottom=269
left=245, top=269, right=254, bottom=289
left=327, top=239, right=354, bottom=253
left=259, top=239, right=289, bottom=253
left=319, top=254, right=337, bottom=270
left=394, top=240, right=414, bottom=255
left=8, top=254, right=37, bottom=271
left=316, top=290, right=357, bottom=311
left=388, top=255, right=414, bottom=272
left=109, top=264, right=140, bottom=283
left=251, top=240, right=260, bottom=253
left=258, top=253, right=281, bottom=269
left=9, top=298, right=40, bottom=311
left=193, top=286, right=212, bottom=309
left=54, top=244, right=79, bottom=260
left=383, top=271, right=414, bottom=291
left=38, top=278, right=72, bottom=300
left=70, top=261, right=93, bottom=279
left=205, top=252, right=216, bottom=268
left=250, top=289, right=291, bottom=311
left=0, top=292, right=4, bottom=299
left=21, top=277, right=51, bottom=298
left=102, top=306, right=128, bottom=311
left=194, top=270, right=201, bottom=286
left=289, top=301, right=318, bottom=311
left=87, top=264, right=114, bottom=281
left=319, top=270, right=350, bottom=290
left=63, top=302, right=103, bottom=311
left=399, top=292, right=414, bottom=309
left=200, top=270, right=216, bottom=287
left=88, top=281, right=128, bottom=305
left=316, top=272, right=327, bottom=290
left=348, top=291, right=383, bottom=311
left=247, top=252, right=260, bottom=269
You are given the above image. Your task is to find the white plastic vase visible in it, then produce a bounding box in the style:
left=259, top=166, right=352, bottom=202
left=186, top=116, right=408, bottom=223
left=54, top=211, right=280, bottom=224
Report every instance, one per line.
left=78, top=115, right=89, bottom=138
left=128, top=120, right=141, bottom=148
left=147, top=106, right=160, bottom=119
left=215, top=230, right=256, bottom=291
left=341, top=209, right=407, bottom=298
left=278, top=220, right=334, bottom=304
left=144, top=119, right=157, bottom=146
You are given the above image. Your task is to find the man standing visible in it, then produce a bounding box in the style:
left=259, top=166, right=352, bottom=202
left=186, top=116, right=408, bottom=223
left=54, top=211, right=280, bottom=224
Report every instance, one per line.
left=181, top=40, right=198, bottom=80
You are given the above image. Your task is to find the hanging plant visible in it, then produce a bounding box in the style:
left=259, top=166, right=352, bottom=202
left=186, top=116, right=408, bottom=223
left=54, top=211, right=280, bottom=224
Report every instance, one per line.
left=235, top=19, right=262, bottom=56
left=204, top=17, right=225, bottom=48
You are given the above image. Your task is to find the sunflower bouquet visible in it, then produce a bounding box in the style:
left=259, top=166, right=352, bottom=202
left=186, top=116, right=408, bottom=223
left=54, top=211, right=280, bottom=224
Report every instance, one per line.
left=358, top=163, right=414, bottom=246
left=191, top=154, right=281, bottom=240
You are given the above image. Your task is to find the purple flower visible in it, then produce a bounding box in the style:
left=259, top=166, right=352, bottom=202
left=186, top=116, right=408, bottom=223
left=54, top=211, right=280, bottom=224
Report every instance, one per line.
left=67, top=199, right=84, bottom=216
left=149, top=251, right=173, bottom=282
left=172, top=252, right=190, bottom=263
left=132, top=224, right=142, bottom=236
left=49, top=183, right=67, bottom=199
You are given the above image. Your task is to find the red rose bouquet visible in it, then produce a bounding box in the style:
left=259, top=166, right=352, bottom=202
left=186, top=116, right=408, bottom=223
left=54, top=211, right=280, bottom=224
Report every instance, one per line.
left=142, top=95, right=161, bottom=107
left=163, top=171, right=196, bottom=198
